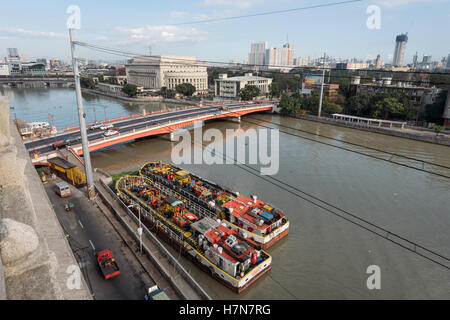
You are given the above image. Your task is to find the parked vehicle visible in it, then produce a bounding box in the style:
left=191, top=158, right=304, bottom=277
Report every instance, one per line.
left=54, top=181, right=71, bottom=198
left=104, top=129, right=119, bottom=137
left=52, top=140, right=67, bottom=149
left=144, top=286, right=170, bottom=300
left=96, top=249, right=120, bottom=280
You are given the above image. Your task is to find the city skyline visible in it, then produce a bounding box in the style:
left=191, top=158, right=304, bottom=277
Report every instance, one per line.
left=0, top=0, right=449, bottom=65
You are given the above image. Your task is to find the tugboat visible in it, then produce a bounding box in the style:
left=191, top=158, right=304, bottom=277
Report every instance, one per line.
left=139, top=162, right=289, bottom=249
left=116, top=176, right=272, bottom=293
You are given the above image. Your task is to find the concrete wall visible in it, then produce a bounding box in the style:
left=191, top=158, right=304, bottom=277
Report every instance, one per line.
left=291, top=113, right=450, bottom=146
left=0, top=96, right=91, bottom=300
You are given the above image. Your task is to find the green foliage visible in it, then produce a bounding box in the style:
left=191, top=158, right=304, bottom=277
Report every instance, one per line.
left=269, top=82, right=283, bottom=98
left=425, top=90, right=448, bottom=124
left=431, top=124, right=444, bottom=136
left=161, top=86, right=177, bottom=99
left=372, top=97, right=405, bottom=119
left=176, top=83, right=196, bottom=96
left=80, top=77, right=95, bottom=89
left=122, top=84, right=138, bottom=97
left=239, top=85, right=261, bottom=101
left=278, top=94, right=296, bottom=115
left=346, top=91, right=415, bottom=120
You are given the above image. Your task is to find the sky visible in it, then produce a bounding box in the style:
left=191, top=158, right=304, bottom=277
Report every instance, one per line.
left=0, top=0, right=449, bottom=65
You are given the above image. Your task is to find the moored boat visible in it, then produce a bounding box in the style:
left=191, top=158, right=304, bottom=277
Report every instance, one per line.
left=139, top=162, right=289, bottom=249
left=116, top=175, right=272, bottom=293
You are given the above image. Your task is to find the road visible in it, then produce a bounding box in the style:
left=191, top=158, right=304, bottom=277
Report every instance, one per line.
left=25, top=101, right=271, bottom=155
left=44, top=177, right=164, bottom=300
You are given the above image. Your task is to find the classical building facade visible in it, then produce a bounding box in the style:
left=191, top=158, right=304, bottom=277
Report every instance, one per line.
left=125, top=56, right=208, bottom=94
left=214, top=73, right=272, bottom=99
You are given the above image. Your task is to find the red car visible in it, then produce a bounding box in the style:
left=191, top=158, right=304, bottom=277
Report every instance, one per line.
left=96, top=249, right=120, bottom=280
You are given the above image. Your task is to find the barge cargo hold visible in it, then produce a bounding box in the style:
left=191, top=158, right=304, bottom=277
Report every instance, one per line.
left=140, top=162, right=289, bottom=249
left=116, top=176, right=272, bottom=293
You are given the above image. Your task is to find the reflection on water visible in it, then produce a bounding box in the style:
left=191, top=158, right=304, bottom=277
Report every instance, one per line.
left=1, top=87, right=183, bottom=129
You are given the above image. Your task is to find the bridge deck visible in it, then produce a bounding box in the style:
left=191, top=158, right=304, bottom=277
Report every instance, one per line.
left=24, top=101, right=276, bottom=157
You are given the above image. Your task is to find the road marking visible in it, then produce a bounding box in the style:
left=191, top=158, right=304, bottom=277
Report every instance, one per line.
left=78, top=220, right=84, bottom=229
left=89, top=240, right=95, bottom=250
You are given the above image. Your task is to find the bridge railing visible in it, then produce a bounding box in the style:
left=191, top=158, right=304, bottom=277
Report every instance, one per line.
left=24, top=101, right=277, bottom=142
left=71, top=103, right=274, bottom=153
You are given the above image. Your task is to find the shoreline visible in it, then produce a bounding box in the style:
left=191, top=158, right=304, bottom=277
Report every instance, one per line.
left=288, top=114, right=450, bottom=147
left=81, top=88, right=198, bottom=105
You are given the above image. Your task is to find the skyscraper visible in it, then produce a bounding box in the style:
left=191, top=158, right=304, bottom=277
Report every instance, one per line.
left=248, top=41, right=267, bottom=66
left=393, top=33, right=408, bottom=67
left=265, top=43, right=294, bottom=67
left=375, top=54, right=382, bottom=69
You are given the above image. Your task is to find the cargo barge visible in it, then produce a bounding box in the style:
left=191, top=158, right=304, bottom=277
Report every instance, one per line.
left=140, top=162, right=289, bottom=249
left=116, top=176, right=272, bottom=293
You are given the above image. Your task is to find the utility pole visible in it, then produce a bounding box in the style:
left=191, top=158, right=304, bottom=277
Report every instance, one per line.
left=318, top=52, right=326, bottom=117
left=69, top=29, right=95, bottom=199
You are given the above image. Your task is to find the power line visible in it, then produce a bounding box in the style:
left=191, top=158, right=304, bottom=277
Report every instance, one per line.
left=233, top=113, right=450, bottom=179
left=247, top=115, right=450, bottom=170
left=169, top=0, right=363, bottom=25
left=75, top=41, right=450, bottom=82
left=191, top=132, right=450, bottom=271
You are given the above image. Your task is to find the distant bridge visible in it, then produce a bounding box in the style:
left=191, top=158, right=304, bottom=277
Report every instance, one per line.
left=24, top=101, right=278, bottom=157
left=0, top=76, right=74, bottom=87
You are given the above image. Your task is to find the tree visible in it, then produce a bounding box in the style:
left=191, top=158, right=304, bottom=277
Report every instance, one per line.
left=122, top=84, right=138, bottom=97
left=269, top=82, right=283, bottom=98
left=239, top=85, right=261, bottom=101
left=278, top=94, right=296, bottom=115
left=425, top=90, right=448, bottom=125
left=175, top=83, right=196, bottom=96
left=80, top=77, right=95, bottom=89
left=347, top=92, right=375, bottom=116
left=431, top=124, right=444, bottom=136
left=323, top=102, right=343, bottom=114
left=372, top=97, right=405, bottom=119
left=166, top=89, right=176, bottom=99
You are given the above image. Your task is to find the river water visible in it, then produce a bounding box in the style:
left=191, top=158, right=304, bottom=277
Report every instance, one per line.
left=4, top=88, right=450, bottom=299
left=1, top=87, right=181, bottom=129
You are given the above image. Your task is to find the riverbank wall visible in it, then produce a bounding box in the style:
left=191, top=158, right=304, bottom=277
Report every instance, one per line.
left=290, top=114, right=450, bottom=147
left=81, top=88, right=198, bottom=105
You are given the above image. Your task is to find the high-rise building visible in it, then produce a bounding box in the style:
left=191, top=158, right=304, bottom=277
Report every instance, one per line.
left=447, top=53, right=450, bottom=69
left=294, top=57, right=308, bottom=67
left=393, top=33, right=408, bottom=67
left=6, top=48, right=22, bottom=75
left=265, top=43, right=294, bottom=67
left=422, top=55, right=432, bottom=64
left=7, top=48, right=19, bottom=58
left=248, top=41, right=267, bottom=66
left=375, top=54, right=382, bottom=69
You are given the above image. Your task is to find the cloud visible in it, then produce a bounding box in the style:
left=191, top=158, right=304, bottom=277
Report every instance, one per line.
left=170, top=11, right=189, bottom=18
left=373, top=0, right=436, bottom=7
left=115, top=25, right=208, bottom=44
left=0, top=27, right=66, bottom=39
left=203, top=0, right=263, bottom=9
